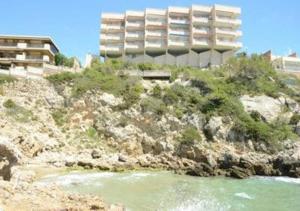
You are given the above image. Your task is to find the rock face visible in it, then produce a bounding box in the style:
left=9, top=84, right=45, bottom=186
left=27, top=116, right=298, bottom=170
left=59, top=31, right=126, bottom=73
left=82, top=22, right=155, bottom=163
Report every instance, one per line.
left=0, top=137, right=22, bottom=180
left=240, top=95, right=283, bottom=122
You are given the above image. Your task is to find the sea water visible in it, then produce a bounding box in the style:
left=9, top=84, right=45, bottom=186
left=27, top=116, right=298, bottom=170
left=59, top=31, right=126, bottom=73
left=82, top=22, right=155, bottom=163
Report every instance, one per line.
left=37, top=171, right=300, bottom=211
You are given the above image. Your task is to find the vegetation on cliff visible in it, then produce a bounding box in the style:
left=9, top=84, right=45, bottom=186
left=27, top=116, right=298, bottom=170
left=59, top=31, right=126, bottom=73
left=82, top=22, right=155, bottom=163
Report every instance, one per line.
left=46, top=54, right=300, bottom=149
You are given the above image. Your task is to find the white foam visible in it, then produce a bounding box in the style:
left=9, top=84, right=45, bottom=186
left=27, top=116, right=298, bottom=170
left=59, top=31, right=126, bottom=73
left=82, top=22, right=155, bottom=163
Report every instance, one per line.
left=256, top=176, right=300, bottom=184
left=235, top=192, right=254, bottom=200
left=171, top=197, right=230, bottom=211
left=39, top=172, right=115, bottom=186
left=118, top=172, right=153, bottom=181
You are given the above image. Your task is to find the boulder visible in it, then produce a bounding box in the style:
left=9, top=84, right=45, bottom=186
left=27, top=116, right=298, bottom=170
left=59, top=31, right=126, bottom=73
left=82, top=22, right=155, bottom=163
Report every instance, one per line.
left=204, top=116, right=232, bottom=141
left=230, top=166, right=251, bottom=179
left=182, top=113, right=206, bottom=130
left=240, top=95, right=283, bottom=123
left=99, top=93, right=122, bottom=107
left=154, top=141, right=174, bottom=155
left=0, top=137, right=22, bottom=181
left=91, top=150, right=102, bottom=159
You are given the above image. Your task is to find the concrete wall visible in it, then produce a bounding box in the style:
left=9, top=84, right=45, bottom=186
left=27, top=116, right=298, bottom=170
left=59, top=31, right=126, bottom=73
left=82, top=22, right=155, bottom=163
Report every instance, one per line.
left=104, top=50, right=235, bottom=68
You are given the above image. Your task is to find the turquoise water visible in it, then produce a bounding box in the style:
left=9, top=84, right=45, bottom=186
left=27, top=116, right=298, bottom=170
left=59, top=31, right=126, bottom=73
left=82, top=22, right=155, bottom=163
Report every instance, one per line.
left=38, top=171, right=300, bottom=211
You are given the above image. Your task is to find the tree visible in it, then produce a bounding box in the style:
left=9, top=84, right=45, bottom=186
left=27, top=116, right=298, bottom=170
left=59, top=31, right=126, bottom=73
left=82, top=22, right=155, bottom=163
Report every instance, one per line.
left=54, top=53, right=75, bottom=68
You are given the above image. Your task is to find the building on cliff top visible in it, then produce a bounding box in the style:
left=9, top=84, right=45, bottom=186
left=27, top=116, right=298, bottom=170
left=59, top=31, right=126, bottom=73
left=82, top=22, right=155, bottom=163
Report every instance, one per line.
left=0, top=35, right=80, bottom=79
left=263, top=50, right=300, bottom=74
left=100, top=4, right=242, bottom=68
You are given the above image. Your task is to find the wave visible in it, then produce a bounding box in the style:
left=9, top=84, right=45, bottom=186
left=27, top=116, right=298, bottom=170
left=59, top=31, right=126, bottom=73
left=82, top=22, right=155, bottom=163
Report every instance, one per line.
left=170, top=197, right=230, bottom=211
left=38, top=172, right=115, bottom=186
left=118, top=172, right=153, bottom=181
left=255, top=176, right=300, bottom=184
left=234, top=192, right=254, bottom=200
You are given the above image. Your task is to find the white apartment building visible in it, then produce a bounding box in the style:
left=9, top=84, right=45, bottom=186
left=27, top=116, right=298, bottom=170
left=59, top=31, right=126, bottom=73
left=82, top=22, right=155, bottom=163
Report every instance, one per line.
left=0, top=35, right=59, bottom=77
left=264, top=50, right=300, bottom=73
left=100, top=4, right=242, bottom=68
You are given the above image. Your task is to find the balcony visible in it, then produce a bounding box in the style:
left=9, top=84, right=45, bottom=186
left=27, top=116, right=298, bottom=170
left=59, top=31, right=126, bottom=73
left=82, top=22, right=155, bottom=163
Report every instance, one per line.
left=192, top=16, right=210, bottom=25
left=214, top=5, right=241, bottom=16
left=125, top=43, right=144, bottom=52
left=192, top=28, right=210, bottom=35
left=126, top=32, right=144, bottom=40
left=169, top=29, right=190, bottom=36
left=100, top=45, right=124, bottom=54
left=192, top=38, right=211, bottom=47
left=168, top=40, right=189, bottom=48
left=146, top=18, right=167, bottom=27
left=27, top=43, right=44, bottom=48
left=101, top=24, right=125, bottom=31
left=26, top=55, right=44, bottom=61
left=145, top=30, right=167, bottom=37
left=145, top=41, right=167, bottom=50
left=215, top=28, right=242, bottom=37
left=101, top=34, right=124, bottom=42
left=0, top=43, right=18, bottom=47
left=214, top=16, right=242, bottom=27
left=126, top=21, right=144, bottom=28
left=168, top=36, right=189, bottom=48
left=169, top=18, right=190, bottom=25
left=215, top=40, right=242, bottom=49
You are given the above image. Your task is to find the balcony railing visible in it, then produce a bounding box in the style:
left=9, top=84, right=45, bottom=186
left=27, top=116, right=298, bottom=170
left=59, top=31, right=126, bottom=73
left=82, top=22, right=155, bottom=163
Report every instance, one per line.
left=0, top=43, right=18, bottom=47
left=101, top=45, right=124, bottom=52
left=145, top=42, right=167, bottom=48
left=101, top=24, right=125, bottom=30
left=215, top=28, right=242, bottom=37
left=169, top=18, right=190, bottom=25
left=126, top=32, right=144, bottom=39
left=145, top=30, right=166, bottom=37
left=26, top=56, right=43, bottom=61
left=215, top=40, right=242, bottom=48
left=126, top=21, right=144, bottom=28
left=168, top=40, right=189, bottom=47
left=0, top=56, right=16, bottom=60
left=146, top=20, right=167, bottom=26
left=101, top=34, right=124, bottom=41
left=126, top=43, right=144, bottom=49
left=193, top=28, right=210, bottom=35
left=215, top=16, right=242, bottom=26
left=192, top=38, right=211, bottom=46
left=192, top=16, right=210, bottom=24
left=27, top=43, right=44, bottom=48
left=169, top=29, right=190, bottom=36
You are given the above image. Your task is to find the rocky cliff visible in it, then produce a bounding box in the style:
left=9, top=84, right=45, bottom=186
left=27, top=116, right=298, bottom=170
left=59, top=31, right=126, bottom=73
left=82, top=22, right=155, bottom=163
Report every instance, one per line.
left=1, top=55, right=300, bottom=209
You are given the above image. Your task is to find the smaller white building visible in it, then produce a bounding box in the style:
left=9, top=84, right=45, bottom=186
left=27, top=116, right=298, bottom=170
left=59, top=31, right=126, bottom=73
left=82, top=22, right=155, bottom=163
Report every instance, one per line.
left=264, top=50, right=300, bottom=73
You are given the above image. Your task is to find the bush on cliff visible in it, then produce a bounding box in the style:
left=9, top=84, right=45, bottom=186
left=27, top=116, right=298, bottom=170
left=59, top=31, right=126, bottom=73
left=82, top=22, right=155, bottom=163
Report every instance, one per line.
left=3, top=99, right=34, bottom=122
left=179, top=127, right=202, bottom=146
left=0, top=74, right=16, bottom=85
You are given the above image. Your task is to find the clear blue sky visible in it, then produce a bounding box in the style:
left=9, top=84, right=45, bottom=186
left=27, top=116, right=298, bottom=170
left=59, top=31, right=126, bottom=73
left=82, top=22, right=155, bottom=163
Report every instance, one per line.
left=1, top=0, right=299, bottom=62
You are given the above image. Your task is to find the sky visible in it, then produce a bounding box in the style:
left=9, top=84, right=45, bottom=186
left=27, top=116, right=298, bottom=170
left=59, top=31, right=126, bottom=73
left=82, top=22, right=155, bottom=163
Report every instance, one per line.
left=1, top=0, right=299, bottom=63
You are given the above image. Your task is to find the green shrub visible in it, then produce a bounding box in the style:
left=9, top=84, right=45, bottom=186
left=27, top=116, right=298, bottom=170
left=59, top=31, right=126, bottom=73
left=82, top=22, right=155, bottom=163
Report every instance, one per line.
left=3, top=99, right=16, bottom=109
left=179, top=127, right=202, bottom=145
left=138, top=63, right=156, bottom=71
left=152, top=85, right=162, bottom=98
left=120, top=83, right=143, bottom=109
left=163, top=88, right=179, bottom=105
left=290, top=114, right=300, bottom=125
left=55, top=53, right=75, bottom=67
left=51, top=108, right=67, bottom=126
left=86, top=127, right=97, bottom=139
left=46, top=72, right=79, bottom=85
left=3, top=99, right=34, bottom=122
left=141, top=97, right=167, bottom=115
left=0, top=74, right=16, bottom=85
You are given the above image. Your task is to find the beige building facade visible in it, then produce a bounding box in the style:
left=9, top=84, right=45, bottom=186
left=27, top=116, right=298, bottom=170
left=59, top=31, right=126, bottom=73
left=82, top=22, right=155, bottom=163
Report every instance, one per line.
left=0, top=35, right=59, bottom=77
left=100, top=4, right=242, bottom=68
